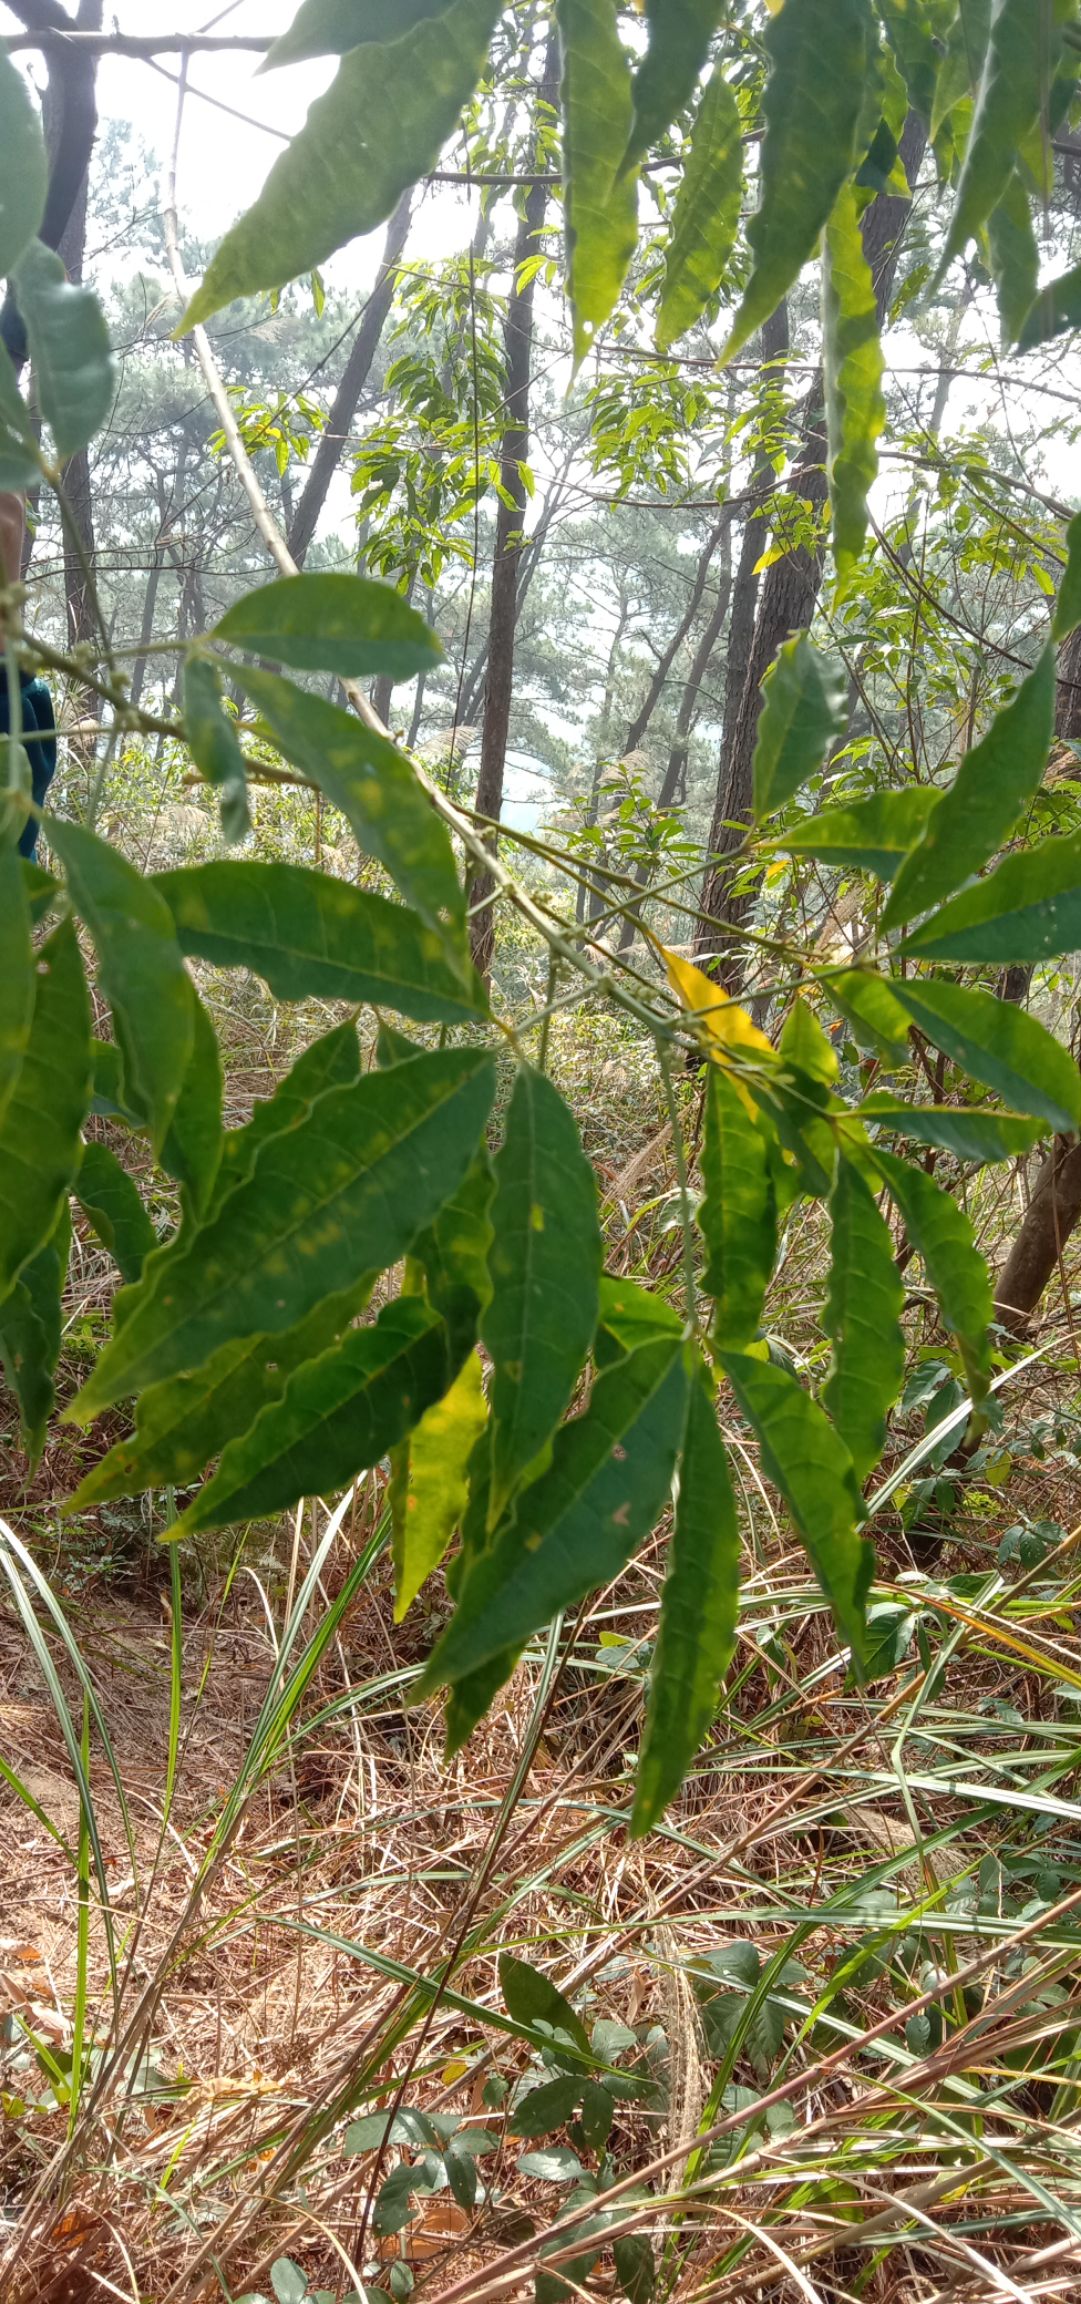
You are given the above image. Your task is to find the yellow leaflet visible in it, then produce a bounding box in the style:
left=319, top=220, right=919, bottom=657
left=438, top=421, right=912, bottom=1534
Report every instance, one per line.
left=393, top=1350, right=488, bottom=1623
left=662, top=944, right=774, bottom=1062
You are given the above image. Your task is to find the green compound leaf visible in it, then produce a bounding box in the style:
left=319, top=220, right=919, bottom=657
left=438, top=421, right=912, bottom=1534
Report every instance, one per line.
left=48, top=818, right=194, bottom=1153
left=181, top=0, right=501, bottom=327
left=0, top=919, right=91, bottom=1306
left=482, top=1068, right=602, bottom=1520
left=217, top=573, right=442, bottom=682
left=183, top=655, right=251, bottom=845
left=207, top=1020, right=360, bottom=1221
left=499, top=1952, right=592, bottom=2063
left=721, top=1349, right=872, bottom=1669
left=266, top=0, right=453, bottom=71
left=875, top=0, right=945, bottom=122
left=625, top=0, right=725, bottom=173
left=776, top=787, right=940, bottom=881
left=75, top=1142, right=157, bottom=1284
left=411, top=1152, right=495, bottom=1364
left=0, top=48, right=47, bottom=276
left=823, top=180, right=885, bottom=573
left=939, top=0, right=1062, bottom=281
left=67, top=1279, right=373, bottom=1510
left=1017, top=257, right=1081, bottom=352
left=1053, top=510, right=1081, bottom=643
left=987, top=170, right=1039, bottom=346
left=824, top=1158, right=904, bottom=1485
left=421, top=1335, right=688, bottom=1689
left=596, top=1274, right=683, bottom=1367
left=13, top=240, right=114, bottom=458
left=883, top=647, right=1056, bottom=931
left=657, top=69, right=743, bottom=353
left=889, top=977, right=1081, bottom=1136
left=903, top=828, right=1081, bottom=964
left=392, top=1349, right=488, bottom=1620
left=0, top=845, right=34, bottom=1132
left=752, top=634, right=848, bottom=823
left=723, top=0, right=873, bottom=362
left=168, top=1297, right=451, bottom=1537
left=858, top=1096, right=1044, bottom=1163
left=824, top=970, right=911, bottom=1062
left=0, top=1208, right=69, bottom=1466
left=699, top=1064, right=776, bottom=1351
left=70, top=1045, right=496, bottom=1420
left=152, top=860, right=484, bottom=1025
left=161, top=990, right=224, bottom=1223
left=234, top=666, right=465, bottom=945
left=872, top=1146, right=992, bottom=1401
left=557, top=0, right=640, bottom=367
left=632, top=1360, right=740, bottom=1836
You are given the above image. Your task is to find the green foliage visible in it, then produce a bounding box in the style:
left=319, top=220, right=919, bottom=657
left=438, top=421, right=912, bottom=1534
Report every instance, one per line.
left=0, top=49, right=47, bottom=276
left=421, top=1337, right=688, bottom=1693
left=776, top=788, right=940, bottom=879
left=215, top=571, right=442, bottom=680
left=266, top=0, right=455, bottom=73
left=168, top=1298, right=453, bottom=1537
left=939, top=0, right=1062, bottom=279
left=721, top=1350, right=872, bottom=1667
left=182, top=657, right=251, bottom=846
left=0, top=1209, right=68, bottom=1465
left=71, top=1047, right=496, bottom=1419
left=724, top=0, right=874, bottom=361
left=903, top=828, right=1081, bottom=963
left=75, top=1143, right=157, bottom=1284
left=875, top=0, right=944, bottom=120
left=232, top=669, right=467, bottom=945
left=48, top=821, right=195, bottom=1153
left=887, top=979, right=1081, bottom=1135
left=625, top=0, right=725, bottom=175
left=883, top=648, right=1056, bottom=930
left=656, top=69, right=743, bottom=352
left=0, top=846, right=33, bottom=1131
left=8, top=0, right=1081, bottom=1848
left=1053, top=510, right=1081, bottom=642
left=12, top=241, right=114, bottom=458
left=0, top=920, right=91, bottom=1306
left=482, top=1067, right=602, bottom=1519
left=872, top=1149, right=992, bottom=1402
left=822, top=181, right=885, bottom=571
left=824, top=1158, right=906, bottom=1483
left=699, top=1065, right=776, bottom=1350
left=752, top=635, right=849, bottom=821
left=632, top=1362, right=740, bottom=1836
left=181, top=0, right=502, bottom=326
left=392, top=1349, right=487, bottom=1619
left=153, top=859, right=485, bottom=1023
left=557, top=0, right=640, bottom=367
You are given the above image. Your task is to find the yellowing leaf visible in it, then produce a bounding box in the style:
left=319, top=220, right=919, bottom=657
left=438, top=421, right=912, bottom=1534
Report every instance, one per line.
left=393, top=1350, right=488, bottom=1620
left=662, top=945, right=774, bottom=1069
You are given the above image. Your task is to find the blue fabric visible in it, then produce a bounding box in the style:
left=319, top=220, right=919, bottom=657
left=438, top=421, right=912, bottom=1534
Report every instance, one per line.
left=0, top=671, right=57, bottom=858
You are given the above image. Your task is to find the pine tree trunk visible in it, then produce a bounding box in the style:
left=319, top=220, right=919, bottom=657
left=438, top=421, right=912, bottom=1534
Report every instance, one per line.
left=467, top=30, right=558, bottom=978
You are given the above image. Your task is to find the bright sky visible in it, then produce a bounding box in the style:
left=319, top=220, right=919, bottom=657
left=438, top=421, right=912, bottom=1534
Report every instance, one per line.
left=1, top=0, right=477, bottom=275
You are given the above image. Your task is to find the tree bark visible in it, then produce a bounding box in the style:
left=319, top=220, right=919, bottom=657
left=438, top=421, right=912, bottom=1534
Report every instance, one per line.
left=696, top=112, right=928, bottom=985
left=286, top=189, right=413, bottom=568
left=467, top=30, right=558, bottom=978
